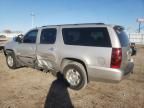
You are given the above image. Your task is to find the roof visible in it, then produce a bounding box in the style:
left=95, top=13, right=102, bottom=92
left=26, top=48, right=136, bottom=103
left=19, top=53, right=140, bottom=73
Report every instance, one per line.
left=39, top=23, right=112, bottom=28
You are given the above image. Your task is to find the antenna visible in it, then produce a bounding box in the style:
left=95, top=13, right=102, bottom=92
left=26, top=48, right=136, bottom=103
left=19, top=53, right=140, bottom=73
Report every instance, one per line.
left=30, top=12, right=35, bottom=28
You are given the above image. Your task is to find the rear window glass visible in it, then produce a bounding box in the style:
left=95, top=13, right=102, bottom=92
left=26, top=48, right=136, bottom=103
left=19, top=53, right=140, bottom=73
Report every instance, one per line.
left=62, top=28, right=111, bottom=47
left=115, top=30, right=129, bottom=47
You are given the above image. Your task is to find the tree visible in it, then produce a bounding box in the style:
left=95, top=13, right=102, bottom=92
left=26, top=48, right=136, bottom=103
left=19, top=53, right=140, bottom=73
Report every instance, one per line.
left=3, top=29, right=12, bottom=33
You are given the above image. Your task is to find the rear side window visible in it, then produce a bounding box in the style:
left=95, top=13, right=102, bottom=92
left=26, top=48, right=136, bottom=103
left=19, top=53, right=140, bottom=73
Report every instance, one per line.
left=115, top=28, right=129, bottom=47
left=40, top=28, right=56, bottom=44
left=62, top=28, right=111, bottom=47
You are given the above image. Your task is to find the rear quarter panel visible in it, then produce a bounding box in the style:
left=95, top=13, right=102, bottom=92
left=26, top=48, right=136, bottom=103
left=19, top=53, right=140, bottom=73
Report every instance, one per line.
left=57, top=26, right=113, bottom=71
left=60, top=46, right=112, bottom=68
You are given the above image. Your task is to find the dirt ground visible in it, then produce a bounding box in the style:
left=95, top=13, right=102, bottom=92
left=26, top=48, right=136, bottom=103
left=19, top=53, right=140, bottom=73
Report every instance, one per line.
left=0, top=46, right=144, bottom=108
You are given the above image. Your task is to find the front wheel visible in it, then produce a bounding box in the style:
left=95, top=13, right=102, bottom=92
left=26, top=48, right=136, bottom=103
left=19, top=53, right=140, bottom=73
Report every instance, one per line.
left=6, top=52, right=17, bottom=69
left=63, top=62, right=87, bottom=90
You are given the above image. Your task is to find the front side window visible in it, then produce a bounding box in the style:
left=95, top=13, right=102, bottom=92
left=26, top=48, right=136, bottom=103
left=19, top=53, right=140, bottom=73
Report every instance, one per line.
left=23, top=30, right=38, bottom=43
left=62, top=28, right=111, bottom=47
left=40, top=28, right=56, bottom=44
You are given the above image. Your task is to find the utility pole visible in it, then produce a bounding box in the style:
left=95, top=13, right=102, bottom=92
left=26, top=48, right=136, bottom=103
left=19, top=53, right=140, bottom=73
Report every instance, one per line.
left=138, top=22, right=141, bottom=33
left=137, top=18, right=144, bottom=33
left=30, top=12, right=35, bottom=28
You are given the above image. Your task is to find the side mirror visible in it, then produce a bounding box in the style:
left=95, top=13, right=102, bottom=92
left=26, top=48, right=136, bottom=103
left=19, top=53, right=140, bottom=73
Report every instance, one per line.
left=15, top=34, right=23, bottom=43
left=130, top=43, right=137, bottom=56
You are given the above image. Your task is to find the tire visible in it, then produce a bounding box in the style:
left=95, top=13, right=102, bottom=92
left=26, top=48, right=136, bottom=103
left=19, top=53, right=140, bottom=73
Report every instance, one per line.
left=6, top=51, right=17, bottom=69
left=63, top=62, right=87, bottom=90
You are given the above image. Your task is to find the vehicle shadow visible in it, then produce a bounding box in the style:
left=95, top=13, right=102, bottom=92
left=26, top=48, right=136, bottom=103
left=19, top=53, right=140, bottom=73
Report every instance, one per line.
left=44, top=72, right=74, bottom=108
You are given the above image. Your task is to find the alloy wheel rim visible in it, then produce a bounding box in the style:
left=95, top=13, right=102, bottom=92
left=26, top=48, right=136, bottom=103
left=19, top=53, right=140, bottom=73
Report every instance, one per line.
left=7, top=56, right=14, bottom=67
left=66, top=69, right=81, bottom=86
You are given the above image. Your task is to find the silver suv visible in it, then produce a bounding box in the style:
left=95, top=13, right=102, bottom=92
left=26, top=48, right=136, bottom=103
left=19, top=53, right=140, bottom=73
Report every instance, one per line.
left=4, top=23, right=135, bottom=90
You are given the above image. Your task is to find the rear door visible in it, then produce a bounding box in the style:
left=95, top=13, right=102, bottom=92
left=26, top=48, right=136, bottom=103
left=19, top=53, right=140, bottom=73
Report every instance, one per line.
left=36, top=28, right=57, bottom=70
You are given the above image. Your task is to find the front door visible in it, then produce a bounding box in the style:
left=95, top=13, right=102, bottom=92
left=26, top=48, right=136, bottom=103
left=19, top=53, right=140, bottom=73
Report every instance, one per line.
left=16, top=29, right=38, bottom=66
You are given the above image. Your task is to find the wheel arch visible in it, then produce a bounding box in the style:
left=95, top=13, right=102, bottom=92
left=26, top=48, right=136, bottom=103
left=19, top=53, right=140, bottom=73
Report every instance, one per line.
left=61, top=58, right=89, bottom=82
left=4, top=49, right=15, bottom=56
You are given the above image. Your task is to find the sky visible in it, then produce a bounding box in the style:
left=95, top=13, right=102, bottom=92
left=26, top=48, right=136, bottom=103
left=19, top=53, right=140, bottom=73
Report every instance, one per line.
left=0, top=0, right=144, bottom=33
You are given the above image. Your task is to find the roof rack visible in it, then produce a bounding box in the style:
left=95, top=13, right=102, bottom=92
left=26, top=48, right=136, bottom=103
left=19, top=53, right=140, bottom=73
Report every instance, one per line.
left=41, top=23, right=105, bottom=27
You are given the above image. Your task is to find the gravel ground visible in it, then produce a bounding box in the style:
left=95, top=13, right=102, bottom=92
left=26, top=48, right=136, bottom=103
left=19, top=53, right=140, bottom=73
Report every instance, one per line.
left=0, top=46, right=144, bottom=108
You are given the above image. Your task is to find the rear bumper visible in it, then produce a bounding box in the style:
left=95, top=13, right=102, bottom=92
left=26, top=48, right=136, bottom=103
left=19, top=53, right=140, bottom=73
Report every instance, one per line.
left=87, top=62, right=134, bottom=83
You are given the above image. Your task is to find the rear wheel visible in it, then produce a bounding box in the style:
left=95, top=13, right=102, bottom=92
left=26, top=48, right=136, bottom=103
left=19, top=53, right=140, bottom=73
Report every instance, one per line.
left=6, top=52, right=17, bottom=69
left=63, top=62, right=87, bottom=90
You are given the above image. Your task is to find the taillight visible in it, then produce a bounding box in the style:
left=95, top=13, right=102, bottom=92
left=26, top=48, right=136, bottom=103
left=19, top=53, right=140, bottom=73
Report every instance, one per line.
left=111, top=48, right=122, bottom=69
